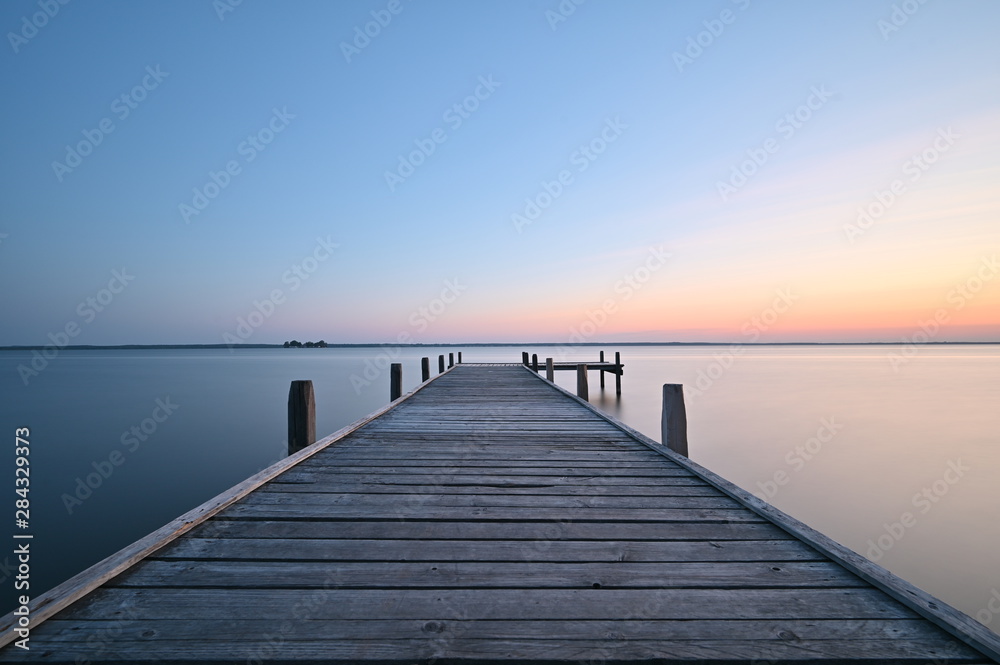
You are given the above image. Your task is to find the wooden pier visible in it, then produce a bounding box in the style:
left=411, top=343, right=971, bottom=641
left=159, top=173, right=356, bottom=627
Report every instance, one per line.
left=2, top=362, right=999, bottom=663
left=521, top=350, right=624, bottom=395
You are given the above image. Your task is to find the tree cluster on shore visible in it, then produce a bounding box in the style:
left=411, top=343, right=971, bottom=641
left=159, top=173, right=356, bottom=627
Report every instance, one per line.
left=283, top=340, right=328, bottom=348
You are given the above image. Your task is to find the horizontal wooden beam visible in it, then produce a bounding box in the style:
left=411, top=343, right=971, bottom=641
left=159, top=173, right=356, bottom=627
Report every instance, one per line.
left=545, top=362, right=623, bottom=375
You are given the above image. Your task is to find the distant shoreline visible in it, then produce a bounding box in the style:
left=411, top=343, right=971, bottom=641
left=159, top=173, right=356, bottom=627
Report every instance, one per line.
left=1, top=341, right=997, bottom=351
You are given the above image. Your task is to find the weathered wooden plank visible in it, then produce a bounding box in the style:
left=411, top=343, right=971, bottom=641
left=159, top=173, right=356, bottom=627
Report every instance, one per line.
left=219, top=503, right=767, bottom=522
left=153, top=537, right=823, bottom=562
left=315, top=446, right=662, bottom=455
left=322, top=443, right=657, bottom=454
left=284, top=465, right=695, bottom=478
left=55, top=588, right=920, bottom=621
left=32, top=617, right=963, bottom=645
left=3, top=637, right=987, bottom=664
left=299, top=456, right=683, bottom=467
left=333, top=437, right=646, bottom=445
left=241, top=492, right=738, bottom=510
left=112, top=560, right=868, bottom=589
left=270, top=477, right=711, bottom=490
left=301, top=448, right=666, bottom=460
left=191, top=519, right=795, bottom=541
left=272, top=473, right=703, bottom=487
left=262, top=482, right=725, bottom=496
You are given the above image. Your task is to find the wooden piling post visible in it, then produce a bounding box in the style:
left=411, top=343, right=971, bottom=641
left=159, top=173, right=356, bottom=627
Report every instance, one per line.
left=421, top=357, right=430, bottom=382
left=615, top=351, right=622, bottom=396
left=390, top=363, right=402, bottom=401
left=439, top=355, right=445, bottom=373
left=449, top=352, right=454, bottom=368
left=661, top=384, right=688, bottom=457
left=522, top=352, right=529, bottom=366
left=531, top=353, right=539, bottom=372
left=599, top=350, right=606, bottom=388
left=287, top=380, right=315, bottom=456
left=458, top=351, right=462, bottom=364
left=546, top=357, right=554, bottom=382
left=576, top=364, right=589, bottom=400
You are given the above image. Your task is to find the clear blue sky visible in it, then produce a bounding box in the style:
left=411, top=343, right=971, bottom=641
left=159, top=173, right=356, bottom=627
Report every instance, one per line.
left=2, top=0, right=998, bottom=344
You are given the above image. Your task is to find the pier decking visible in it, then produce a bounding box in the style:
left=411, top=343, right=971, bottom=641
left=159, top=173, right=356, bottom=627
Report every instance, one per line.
left=3, top=363, right=999, bottom=663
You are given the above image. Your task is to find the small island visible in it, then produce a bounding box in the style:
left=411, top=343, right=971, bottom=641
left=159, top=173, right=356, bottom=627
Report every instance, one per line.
left=283, top=340, right=328, bottom=348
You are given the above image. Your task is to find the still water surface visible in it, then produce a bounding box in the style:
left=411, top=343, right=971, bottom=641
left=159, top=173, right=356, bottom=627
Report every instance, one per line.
left=2, top=345, right=998, bottom=631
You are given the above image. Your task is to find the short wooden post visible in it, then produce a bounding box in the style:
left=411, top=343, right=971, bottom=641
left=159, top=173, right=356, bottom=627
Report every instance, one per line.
left=661, top=384, right=688, bottom=457
left=439, top=355, right=445, bottom=373
left=449, top=352, right=454, bottom=368
left=576, top=364, right=589, bottom=400
left=531, top=353, right=539, bottom=372
left=615, top=351, right=622, bottom=396
left=545, top=357, right=554, bottom=382
left=458, top=352, right=462, bottom=364
left=287, top=380, right=315, bottom=455
left=599, top=350, right=606, bottom=388
left=522, top=352, right=529, bottom=366
left=421, top=357, right=430, bottom=382
left=390, top=363, right=402, bottom=401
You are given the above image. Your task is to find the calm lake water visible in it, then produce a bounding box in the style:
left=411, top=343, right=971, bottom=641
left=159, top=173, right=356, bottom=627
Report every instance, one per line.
left=2, top=345, right=998, bottom=632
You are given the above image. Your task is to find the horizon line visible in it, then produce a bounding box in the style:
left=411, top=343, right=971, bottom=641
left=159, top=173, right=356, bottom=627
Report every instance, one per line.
left=2, top=340, right=999, bottom=351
